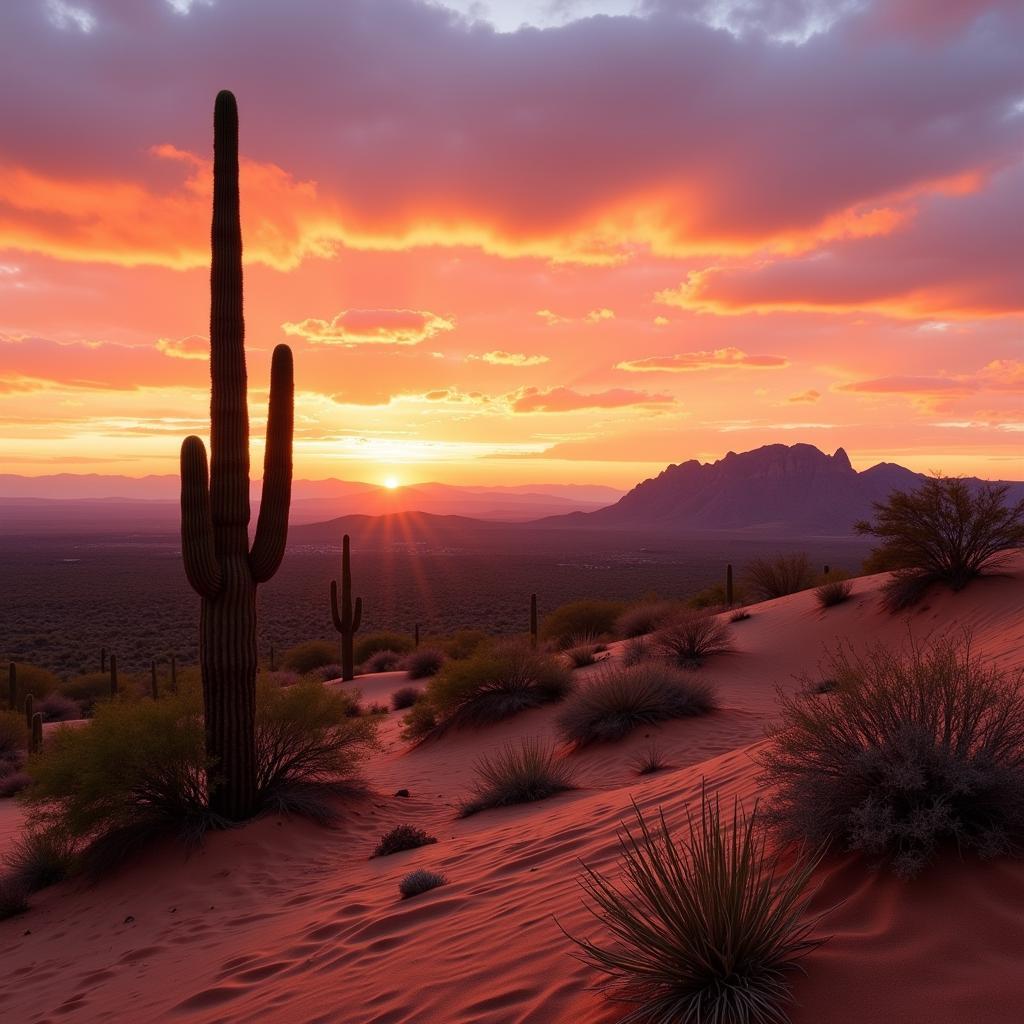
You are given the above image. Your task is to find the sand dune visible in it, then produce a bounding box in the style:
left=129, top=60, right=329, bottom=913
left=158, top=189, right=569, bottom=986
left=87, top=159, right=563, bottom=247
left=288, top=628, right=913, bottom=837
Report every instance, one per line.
left=2, top=561, right=1023, bottom=1023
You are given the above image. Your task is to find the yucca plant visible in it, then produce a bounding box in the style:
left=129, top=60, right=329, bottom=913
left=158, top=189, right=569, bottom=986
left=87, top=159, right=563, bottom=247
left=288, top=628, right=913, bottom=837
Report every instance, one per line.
left=566, top=793, right=824, bottom=1024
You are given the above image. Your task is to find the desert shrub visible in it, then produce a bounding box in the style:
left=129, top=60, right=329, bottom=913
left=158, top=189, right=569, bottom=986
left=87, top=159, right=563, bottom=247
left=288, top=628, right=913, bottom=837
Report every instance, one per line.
left=856, top=476, right=1024, bottom=610
left=459, top=738, right=575, bottom=817
left=557, top=664, right=716, bottom=747
left=439, top=629, right=490, bottom=661
left=54, top=672, right=112, bottom=710
left=729, top=608, right=751, bottom=622
left=362, top=650, right=403, bottom=674
left=399, top=868, right=446, bottom=899
left=404, top=641, right=572, bottom=742
left=760, top=634, right=1024, bottom=878
left=687, top=581, right=750, bottom=610
left=0, top=771, right=30, bottom=798
left=372, top=824, right=438, bottom=858
left=744, top=553, right=815, bottom=600
left=615, top=601, right=678, bottom=639
left=255, top=678, right=378, bottom=823
left=36, top=692, right=82, bottom=722
left=630, top=743, right=670, bottom=776
left=354, top=632, right=414, bottom=664
left=7, top=663, right=61, bottom=709
left=621, top=636, right=650, bottom=668
left=815, top=578, right=853, bottom=609
left=281, top=640, right=339, bottom=675
left=5, top=826, right=76, bottom=892
left=403, top=648, right=446, bottom=680
left=540, top=600, right=625, bottom=649
left=0, top=876, right=29, bottom=920
left=566, top=794, right=823, bottom=1024
left=307, top=665, right=343, bottom=683
left=565, top=635, right=602, bottom=668
left=391, top=686, right=423, bottom=711
left=653, top=612, right=733, bottom=667
left=0, top=710, right=27, bottom=758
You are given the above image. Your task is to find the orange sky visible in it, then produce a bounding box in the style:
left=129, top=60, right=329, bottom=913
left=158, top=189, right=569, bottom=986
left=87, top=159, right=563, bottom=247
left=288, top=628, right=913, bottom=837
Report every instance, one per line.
left=1, top=0, right=1023, bottom=489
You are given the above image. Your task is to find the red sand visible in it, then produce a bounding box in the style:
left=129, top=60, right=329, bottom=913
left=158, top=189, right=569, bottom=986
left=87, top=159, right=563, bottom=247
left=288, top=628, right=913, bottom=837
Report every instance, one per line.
left=2, top=561, right=1024, bottom=1023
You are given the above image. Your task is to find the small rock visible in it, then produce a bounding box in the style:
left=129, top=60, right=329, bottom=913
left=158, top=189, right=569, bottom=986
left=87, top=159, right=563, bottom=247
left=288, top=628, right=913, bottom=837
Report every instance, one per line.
left=22, top=929, right=30, bottom=936
left=124, top=915, right=135, bottom=924
left=394, top=789, right=410, bottom=798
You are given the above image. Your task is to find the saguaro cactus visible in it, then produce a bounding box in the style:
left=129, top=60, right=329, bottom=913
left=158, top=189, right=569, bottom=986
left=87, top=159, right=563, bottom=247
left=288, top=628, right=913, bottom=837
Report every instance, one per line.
left=30, top=713, right=42, bottom=755
left=330, top=534, right=362, bottom=682
left=530, top=593, right=538, bottom=648
left=180, top=91, right=294, bottom=820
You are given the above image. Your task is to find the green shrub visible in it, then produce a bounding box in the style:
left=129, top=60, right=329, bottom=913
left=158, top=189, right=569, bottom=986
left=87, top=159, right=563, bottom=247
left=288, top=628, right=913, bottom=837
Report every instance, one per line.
left=556, top=663, right=716, bottom=747
left=760, top=634, right=1024, bottom=878
left=372, top=824, right=437, bottom=858
left=459, top=738, right=575, bottom=817
left=354, top=632, right=414, bottom=664
left=540, top=600, right=625, bottom=648
left=281, top=640, right=340, bottom=674
left=565, top=635, right=602, bottom=668
left=566, top=794, right=824, bottom=1024
left=404, top=641, right=572, bottom=742
left=744, top=553, right=815, bottom=600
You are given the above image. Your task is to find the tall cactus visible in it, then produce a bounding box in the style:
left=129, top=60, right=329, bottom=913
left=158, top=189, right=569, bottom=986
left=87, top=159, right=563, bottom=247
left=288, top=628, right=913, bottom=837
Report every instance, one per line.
left=30, top=713, right=42, bottom=756
left=180, top=90, right=294, bottom=820
left=330, top=534, right=362, bottom=682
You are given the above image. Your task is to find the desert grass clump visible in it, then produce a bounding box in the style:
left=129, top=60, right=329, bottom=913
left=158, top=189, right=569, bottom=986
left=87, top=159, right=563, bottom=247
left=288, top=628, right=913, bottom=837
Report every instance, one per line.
left=744, top=553, right=815, bottom=600
left=857, top=476, right=1024, bottom=610
left=403, top=647, right=446, bottom=680
left=372, top=824, right=438, bottom=858
left=5, top=825, right=76, bottom=892
left=653, top=612, right=733, bottom=667
left=730, top=608, right=752, bottom=623
left=760, top=634, right=1024, bottom=878
left=398, top=868, right=447, bottom=899
left=615, top=601, right=678, bottom=639
left=362, top=650, right=403, bottom=674
left=541, top=599, right=625, bottom=649
left=557, top=664, right=716, bottom=748
left=621, top=636, right=650, bottom=667
left=354, top=631, right=415, bottom=665
left=281, top=640, right=340, bottom=675
left=391, top=685, right=423, bottom=711
left=404, top=641, right=572, bottom=742
left=566, top=794, right=823, bottom=1024
left=459, top=738, right=575, bottom=817
left=565, top=634, right=602, bottom=668
left=815, top=578, right=853, bottom=609
left=630, top=743, right=671, bottom=776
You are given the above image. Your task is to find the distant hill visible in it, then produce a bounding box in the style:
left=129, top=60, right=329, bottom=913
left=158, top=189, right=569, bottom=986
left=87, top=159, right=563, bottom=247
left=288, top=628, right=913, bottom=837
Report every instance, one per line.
left=543, top=444, right=1024, bottom=536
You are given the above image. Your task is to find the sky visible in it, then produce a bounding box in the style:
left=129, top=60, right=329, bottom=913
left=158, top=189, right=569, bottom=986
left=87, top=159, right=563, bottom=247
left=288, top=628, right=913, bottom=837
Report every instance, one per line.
left=1, top=0, right=1022, bottom=490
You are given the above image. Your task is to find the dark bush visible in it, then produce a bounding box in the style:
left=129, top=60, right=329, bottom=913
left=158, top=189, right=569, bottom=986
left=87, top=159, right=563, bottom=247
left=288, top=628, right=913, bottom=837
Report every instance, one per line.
left=7, top=664, right=61, bottom=709
left=5, top=826, right=76, bottom=892
left=815, top=578, right=853, bottom=609
left=438, top=630, right=490, bottom=661
left=621, top=636, right=649, bottom=668
left=403, top=648, right=446, bottom=680
left=565, top=635, right=602, bottom=668
left=281, top=640, right=340, bottom=675
left=630, top=743, right=670, bottom=776
left=36, top=692, right=82, bottom=722
left=391, top=686, right=423, bottom=711
left=540, top=600, right=625, bottom=649
left=615, top=601, right=678, bottom=639
left=556, top=664, right=716, bottom=747
left=398, top=868, right=446, bottom=899
left=362, top=650, right=403, bottom=673
left=653, top=612, right=733, bottom=667
left=372, top=824, right=437, bottom=858
left=354, top=632, right=414, bottom=665
left=459, top=738, right=575, bottom=817
left=760, top=635, right=1024, bottom=878
left=729, top=608, right=751, bottom=623
left=856, top=476, right=1024, bottom=610
left=566, top=794, right=823, bottom=1024
left=404, top=641, right=572, bottom=742
left=744, top=553, right=815, bottom=600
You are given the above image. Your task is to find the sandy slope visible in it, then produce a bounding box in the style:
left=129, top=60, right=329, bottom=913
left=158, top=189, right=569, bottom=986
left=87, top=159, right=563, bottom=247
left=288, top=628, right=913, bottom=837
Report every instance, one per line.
left=2, top=561, right=1024, bottom=1023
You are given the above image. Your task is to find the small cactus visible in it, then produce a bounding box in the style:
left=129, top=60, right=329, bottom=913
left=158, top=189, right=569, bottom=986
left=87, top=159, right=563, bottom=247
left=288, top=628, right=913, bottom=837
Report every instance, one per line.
left=726, top=563, right=734, bottom=606
left=30, top=713, right=42, bottom=755
left=110, top=654, right=118, bottom=697
left=330, top=534, right=362, bottom=682
left=24, top=693, right=33, bottom=734
left=530, top=593, right=538, bottom=648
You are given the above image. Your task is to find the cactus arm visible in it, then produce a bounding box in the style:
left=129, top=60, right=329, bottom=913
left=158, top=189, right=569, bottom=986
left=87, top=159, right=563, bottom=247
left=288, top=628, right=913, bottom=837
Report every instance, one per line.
left=330, top=579, right=345, bottom=631
left=250, top=343, right=294, bottom=583
left=353, top=596, right=362, bottom=633
left=181, top=435, right=223, bottom=598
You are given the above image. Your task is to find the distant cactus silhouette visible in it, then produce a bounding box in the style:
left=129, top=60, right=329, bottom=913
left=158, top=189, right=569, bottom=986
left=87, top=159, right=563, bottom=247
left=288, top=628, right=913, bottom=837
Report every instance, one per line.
left=8, top=663, right=14, bottom=711
left=726, top=563, right=734, bottom=605
left=24, top=693, right=33, bottom=734
left=110, top=654, right=118, bottom=697
left=330, top=534, right=362, bottom=682
left=180, top=90, right=295, bottom=820
left=30, top=713, right=42, bottom=755
left=530, top=593, right=538, bottom=648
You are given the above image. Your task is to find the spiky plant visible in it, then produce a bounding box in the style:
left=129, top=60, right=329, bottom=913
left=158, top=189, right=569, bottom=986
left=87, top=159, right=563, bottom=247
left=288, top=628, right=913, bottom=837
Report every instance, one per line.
left=567, top=794, right=824, bottom=1024
left=459, top=738, right=575, bottom=817
left=180, top=90, right=294, bottom=820
left=330, top=534, right=362, bottom=682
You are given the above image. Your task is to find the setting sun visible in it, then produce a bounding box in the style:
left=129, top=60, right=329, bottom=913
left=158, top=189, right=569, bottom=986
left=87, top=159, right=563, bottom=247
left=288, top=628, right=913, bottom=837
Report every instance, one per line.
left=383, top=475, right=400, bottom=490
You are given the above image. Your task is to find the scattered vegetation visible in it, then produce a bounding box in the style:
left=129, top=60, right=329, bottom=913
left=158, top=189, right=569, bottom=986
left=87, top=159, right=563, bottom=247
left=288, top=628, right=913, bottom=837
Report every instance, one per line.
left=744, top=553, right=815, bottom=600
left=565, top=635, right=602, bottom=668
left=459, top=738, right=575, bottom=817
left=653, top=612, right=733, bottom=667
left=857, top=476, right=1024, bottom=610
left=615, top=600, right=678, bottom=639
left=688, top=582, right=749, bottom=610
left=403, top=641, right=572, bottom=742
left=540, top=599, right=625, bottom=649
left=362, top=650, right=403, bottom=673
left=629, top=743, right=670, bottom=776
left=437, top=629, right=490, bottom=661
left=398, top=868, right=447, bottom=899
left=5, top=826, right=76, bottom=892
left=729, top=608, right=751, bottom=622
left=815, top=577, right=853, bottom=609
left=281, top=640, right=339, bottom=675
left=354, top=632, right=414, bottom=665
left=0, top=710, right=27, bottom=759
left=391, top=685, right=423, bottom=711
left=57, top=672, right=118, bottom=709
left=557, top=664, right=716, bottom=747
left=403, top=647, right=446, bottom=679
left=566, top=794, right=824, bottom=1024
left=372, top=824, right=438, bottom=858
left=35, top=692, right=82, bottom=722
left=621, top=636, right=650, bottom=667
left=760, top=634, right=1024, bottom=878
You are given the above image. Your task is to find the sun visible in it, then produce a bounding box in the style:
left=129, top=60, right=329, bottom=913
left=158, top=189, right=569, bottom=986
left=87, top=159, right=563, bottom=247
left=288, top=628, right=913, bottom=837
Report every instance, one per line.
left=383, top=475, right=401, bottom=490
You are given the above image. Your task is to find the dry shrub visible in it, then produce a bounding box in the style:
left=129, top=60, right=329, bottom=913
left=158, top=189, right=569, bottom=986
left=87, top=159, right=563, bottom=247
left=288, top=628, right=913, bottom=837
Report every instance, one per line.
left=372, top=824, right=437, bottom=858
left=566, top=794, right=824, bottom=1024
left=557, top=664, right=716, bottom=748
left=629, top=743, right=671, bottom=776
left=622, top=636, right=650, bottom=667
left=36, top=692, right=82, bottom=722
left=0, top=710, right=27, bottom=758
left=760, top=634, right=1024, bottom=877
left=362, top=650, right=403, bottom=673
left=815, top=578, right=853, bottom=609
left=354, top=632, right=414, bottom=664
left=565, top=634, right=602, bottom=668
left=653, top=612, right=733, bottom=667
left=744, top=554, right=815, bottom=600
left=0, top=876, right=29, bottom=920
left=541, top=600, right=625, bottom=649
left=399, top=868, right=446, bottom=899
left=403, top=648, right=446, bottom=680
left=459, top=738, right=575, bottom=817
left=615, top=601, right=678, bottom=639
left=281, top=640, right=339, bottom=674
left=391, top=685, right=423, bottom=711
